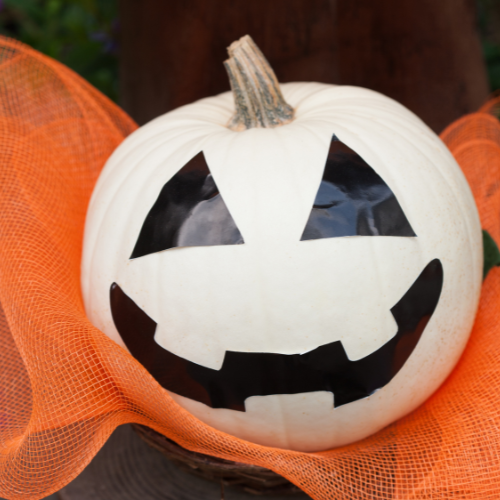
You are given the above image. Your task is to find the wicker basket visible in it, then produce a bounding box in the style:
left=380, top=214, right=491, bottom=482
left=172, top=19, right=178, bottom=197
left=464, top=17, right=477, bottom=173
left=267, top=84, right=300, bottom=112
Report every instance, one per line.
left=132, top=424, right=304, bottom=496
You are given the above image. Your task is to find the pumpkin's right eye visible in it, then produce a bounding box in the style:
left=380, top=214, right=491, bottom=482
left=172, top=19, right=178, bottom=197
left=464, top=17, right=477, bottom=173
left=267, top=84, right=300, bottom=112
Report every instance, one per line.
left=300, top=135, right=416, bottom=241
left=130, top=151, right=244, bottom=259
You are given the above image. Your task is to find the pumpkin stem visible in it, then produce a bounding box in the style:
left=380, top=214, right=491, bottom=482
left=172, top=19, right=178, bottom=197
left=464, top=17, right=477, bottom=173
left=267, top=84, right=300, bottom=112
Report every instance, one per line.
left=224, top=35, right=294, bottom=131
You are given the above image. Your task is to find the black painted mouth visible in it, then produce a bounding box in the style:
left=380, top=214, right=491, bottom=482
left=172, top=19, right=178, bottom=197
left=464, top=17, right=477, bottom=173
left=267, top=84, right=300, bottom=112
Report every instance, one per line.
left=110, top=259, right=443, bottom=412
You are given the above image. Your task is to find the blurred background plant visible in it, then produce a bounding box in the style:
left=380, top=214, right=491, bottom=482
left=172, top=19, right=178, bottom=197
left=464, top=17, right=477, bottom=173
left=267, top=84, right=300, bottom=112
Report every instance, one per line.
left=478, top=0, right=500, bottom=93
left=0, top=0, right=499, bottom=105
left=0, top=0, right=118, bottom=101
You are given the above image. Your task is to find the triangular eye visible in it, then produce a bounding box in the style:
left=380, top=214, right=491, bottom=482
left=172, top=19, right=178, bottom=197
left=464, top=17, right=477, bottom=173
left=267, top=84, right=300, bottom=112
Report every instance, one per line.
left=131, top=151, right=244, bottom=259
left=301, top=135, right=416, bottom=241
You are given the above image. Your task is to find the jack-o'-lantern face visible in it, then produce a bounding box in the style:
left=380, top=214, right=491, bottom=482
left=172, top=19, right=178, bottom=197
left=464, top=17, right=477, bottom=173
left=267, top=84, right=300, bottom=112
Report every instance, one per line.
left=82, top=83, right=482, bottom=452
left=110, top=135, right=443, bottom=413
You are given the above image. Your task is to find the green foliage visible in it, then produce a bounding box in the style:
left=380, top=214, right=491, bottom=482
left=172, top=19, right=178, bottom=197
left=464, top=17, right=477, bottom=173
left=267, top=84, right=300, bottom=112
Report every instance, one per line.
left=0, top=0, right=118, bottom=101
left=483, top=40, right=500, bottom=92
left=483, top=229, right=500, bottom=279
left=477, top=0, right=500, bottom=92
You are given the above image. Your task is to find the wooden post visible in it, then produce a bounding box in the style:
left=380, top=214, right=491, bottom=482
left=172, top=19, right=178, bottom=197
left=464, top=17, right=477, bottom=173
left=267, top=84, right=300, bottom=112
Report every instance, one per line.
left=335, top=0, right=490, bottom=132
left=118, top=0, right=339, bottom=125
left=119, top=0, right=489, bottom=132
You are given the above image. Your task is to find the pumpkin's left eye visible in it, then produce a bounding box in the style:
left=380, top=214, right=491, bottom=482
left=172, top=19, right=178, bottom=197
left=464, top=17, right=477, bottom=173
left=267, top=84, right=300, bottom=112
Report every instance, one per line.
left=130, top=151, right=244, bottom=259
left=301, top=135, right=416, bottom=241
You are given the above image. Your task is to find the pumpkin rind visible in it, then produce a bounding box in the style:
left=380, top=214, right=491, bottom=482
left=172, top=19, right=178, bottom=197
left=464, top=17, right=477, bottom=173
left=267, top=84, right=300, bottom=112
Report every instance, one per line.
left=82, top=82, right=482, bottom=452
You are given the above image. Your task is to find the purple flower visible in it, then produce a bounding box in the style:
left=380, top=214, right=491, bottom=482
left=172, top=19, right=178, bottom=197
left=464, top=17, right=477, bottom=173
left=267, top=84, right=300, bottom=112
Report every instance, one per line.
left=90, top=31, right=108, bottom=43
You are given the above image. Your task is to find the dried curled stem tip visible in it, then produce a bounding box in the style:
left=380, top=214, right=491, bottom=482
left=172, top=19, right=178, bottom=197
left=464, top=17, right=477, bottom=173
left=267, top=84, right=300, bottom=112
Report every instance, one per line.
left=224, top=35, right=294, bottom=131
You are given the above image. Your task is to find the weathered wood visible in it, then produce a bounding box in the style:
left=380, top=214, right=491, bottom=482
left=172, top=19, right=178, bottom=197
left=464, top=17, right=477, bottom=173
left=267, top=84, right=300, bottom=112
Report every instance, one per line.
left=335, top=0, right=489, bottom=132
left=119, top=0, right=338, bottom=125
left=58, top=424, right=311, bottom=500
left=119, top=0, right=489, bottom=132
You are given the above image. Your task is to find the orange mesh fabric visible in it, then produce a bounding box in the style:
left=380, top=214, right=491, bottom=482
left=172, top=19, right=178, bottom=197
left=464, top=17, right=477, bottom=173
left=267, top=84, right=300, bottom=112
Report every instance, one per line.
left=1, top=35, right=500, bottom=500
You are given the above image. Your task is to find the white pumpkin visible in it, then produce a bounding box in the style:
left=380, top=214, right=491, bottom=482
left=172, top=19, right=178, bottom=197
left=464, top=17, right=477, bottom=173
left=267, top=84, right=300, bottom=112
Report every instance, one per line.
left=82, top=36, right=482, bottom=452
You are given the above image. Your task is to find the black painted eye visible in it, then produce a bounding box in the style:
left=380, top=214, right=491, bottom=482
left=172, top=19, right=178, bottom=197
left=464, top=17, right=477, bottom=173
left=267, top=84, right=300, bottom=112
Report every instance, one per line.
left=301, top=135, right=416, bottom=241
left=130, top=151, right=244, bottom=259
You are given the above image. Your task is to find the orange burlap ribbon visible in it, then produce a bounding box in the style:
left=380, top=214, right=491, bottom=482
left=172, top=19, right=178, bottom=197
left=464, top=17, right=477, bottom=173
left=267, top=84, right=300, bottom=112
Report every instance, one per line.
left=1, top=36, right=500, bottom=500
